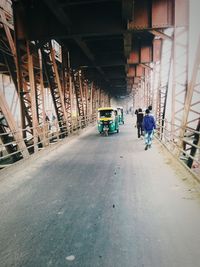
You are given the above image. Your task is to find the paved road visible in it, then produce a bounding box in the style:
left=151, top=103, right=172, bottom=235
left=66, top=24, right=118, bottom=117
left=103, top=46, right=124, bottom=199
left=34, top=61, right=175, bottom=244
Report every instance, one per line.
left=1, top=115, right=200, bottom=267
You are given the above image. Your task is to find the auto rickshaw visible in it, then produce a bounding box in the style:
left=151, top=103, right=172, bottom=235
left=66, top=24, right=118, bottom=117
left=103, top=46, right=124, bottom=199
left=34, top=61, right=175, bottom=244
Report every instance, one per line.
left=97, top=107, right=119, bottom=136
left=117, top=107, right=124, bottom=124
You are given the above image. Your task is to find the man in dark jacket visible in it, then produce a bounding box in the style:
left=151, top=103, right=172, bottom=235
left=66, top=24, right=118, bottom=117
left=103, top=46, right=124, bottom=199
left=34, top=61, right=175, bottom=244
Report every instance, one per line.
left=143, top=109, right=156, bottom=150
left=136, top=108, right=144, bottom=138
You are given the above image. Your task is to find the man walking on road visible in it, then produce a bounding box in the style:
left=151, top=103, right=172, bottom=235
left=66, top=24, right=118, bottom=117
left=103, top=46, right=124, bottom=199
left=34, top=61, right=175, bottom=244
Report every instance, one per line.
left=136, top=108, right=144, bottom=138
left=143, top=109, right=156, bottom=150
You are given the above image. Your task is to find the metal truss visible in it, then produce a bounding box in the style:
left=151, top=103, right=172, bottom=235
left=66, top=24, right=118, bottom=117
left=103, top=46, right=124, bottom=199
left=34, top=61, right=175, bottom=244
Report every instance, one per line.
left=61, top=48, right=72, bottom=130
left=1, top=6, right=39, bottom=149
left=36, top=49, right=46, bottom=126
left=179, top=37, right=200, bottom=169
left=41, top=41, right=68, bottom=136
left=71, top=70, right=86, bottom=128
left=82, top=78, right=88, bottom=122
left=0, top=90, right=29, bottom=161
left=0, top=1, right=113, bottom=166
left=63, top=70, right=73, bottom=130
left=91, top=83, right=98, bottom=116
left=171, top=3, right=189, bottom=144
left=1, top=7, right=45, bottom=143
left=155, top=33, right=173, bottom=139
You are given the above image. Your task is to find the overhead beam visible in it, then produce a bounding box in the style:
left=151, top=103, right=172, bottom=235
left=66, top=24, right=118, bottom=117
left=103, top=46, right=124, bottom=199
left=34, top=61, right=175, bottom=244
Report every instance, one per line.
left=43, top=0, right=71, bottom=32
left=74, top=37, right=109, bottom=82
left=149, top=30, right=172, bottom=40
left=43, top=0, right=110, bottom=83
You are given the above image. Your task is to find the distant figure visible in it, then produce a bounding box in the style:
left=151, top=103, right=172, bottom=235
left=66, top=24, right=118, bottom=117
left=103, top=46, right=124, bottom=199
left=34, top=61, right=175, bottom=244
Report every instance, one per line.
left=52, top=114, right=56, bottom=121
left=135, top=109, right=138, bottom=115
left=136, top=108, right=144, bottom=138
left=45, top=114, right=50, bottom=122
left=45, top=114, right=51, bottom=130
left=143, top=109, right=156, bottom=150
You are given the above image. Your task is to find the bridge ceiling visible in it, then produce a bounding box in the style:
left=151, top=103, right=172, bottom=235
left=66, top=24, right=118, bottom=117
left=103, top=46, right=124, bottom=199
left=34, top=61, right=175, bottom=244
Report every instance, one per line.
left=12, top=0, right=175, bottom=96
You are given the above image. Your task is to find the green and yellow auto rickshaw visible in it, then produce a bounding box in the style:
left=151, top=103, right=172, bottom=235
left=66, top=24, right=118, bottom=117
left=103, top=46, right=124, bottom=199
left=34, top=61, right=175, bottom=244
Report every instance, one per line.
left=97, top=107, right=119, bottom=136
left=117, top=107, right=124, bottom=125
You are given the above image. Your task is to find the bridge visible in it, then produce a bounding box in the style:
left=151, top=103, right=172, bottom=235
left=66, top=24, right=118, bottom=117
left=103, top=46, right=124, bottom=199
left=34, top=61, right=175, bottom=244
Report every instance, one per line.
left=0, top=0, right=200, bottom=266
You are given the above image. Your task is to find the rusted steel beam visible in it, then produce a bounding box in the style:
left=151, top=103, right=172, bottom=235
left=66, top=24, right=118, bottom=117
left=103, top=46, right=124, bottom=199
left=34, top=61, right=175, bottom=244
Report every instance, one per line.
left=61, top=47, right=73, bottom=130
left=128, top=0, right=175, bottom=30
left=152, top=0, right=174, bottom=28
left=0, top=90, right=29, bottom=159
left=141, top=41, right=153, bottom=63
left=11, top=1, right=27, bottom=40
left=50, top=44, right=68, bottom=124
left=38, top=49, right=46, bottom=125
left=27, top=41, right=39, bottom=152
left=127, top=39, right=154, bottom=65
left=41, top=42, right=68, bottom=136
left=71, top=70, right=86, bottom=127
left=129, top=0, right=150, bottom=29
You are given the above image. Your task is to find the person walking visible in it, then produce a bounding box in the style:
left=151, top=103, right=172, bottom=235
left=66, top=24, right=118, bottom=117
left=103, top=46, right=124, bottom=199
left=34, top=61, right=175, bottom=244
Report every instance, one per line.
left=143, top=109, right=156, bottom=150
left=136, top=108, right=144, bottom=138
left=148, top=105, right=155, bottom=117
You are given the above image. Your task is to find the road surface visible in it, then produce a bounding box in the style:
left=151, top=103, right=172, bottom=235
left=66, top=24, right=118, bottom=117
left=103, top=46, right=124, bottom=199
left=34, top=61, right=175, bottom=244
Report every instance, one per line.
left=0, top=115, right=200, bottom=267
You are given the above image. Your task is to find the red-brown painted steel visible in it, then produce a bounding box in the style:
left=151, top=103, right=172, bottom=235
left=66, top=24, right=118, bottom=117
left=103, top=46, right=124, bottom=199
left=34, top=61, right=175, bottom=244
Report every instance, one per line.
left=152, top=0, right=174, bottom=28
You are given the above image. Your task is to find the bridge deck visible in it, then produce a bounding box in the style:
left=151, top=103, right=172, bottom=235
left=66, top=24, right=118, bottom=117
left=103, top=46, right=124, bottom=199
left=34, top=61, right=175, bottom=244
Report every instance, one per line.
left=0, top=115, right=200, bottom=267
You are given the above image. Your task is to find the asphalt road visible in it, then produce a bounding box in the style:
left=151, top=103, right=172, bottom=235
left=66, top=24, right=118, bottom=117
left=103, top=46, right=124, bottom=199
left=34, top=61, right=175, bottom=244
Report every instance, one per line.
left=1, top=115, right=200, bottom=267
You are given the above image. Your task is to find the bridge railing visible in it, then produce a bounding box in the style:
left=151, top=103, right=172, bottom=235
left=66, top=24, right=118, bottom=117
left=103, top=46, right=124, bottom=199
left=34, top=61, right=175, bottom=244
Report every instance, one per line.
left=0, top=114, right=97, bottom=168
left=155, top=118, right=200, bottom=180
